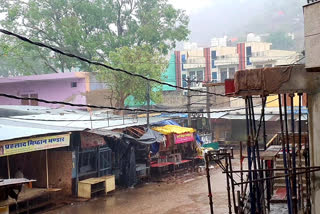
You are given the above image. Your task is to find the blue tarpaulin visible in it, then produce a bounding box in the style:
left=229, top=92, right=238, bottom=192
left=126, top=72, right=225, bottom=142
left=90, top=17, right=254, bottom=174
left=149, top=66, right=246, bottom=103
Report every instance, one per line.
left=151, top=119, right=180, bottom=126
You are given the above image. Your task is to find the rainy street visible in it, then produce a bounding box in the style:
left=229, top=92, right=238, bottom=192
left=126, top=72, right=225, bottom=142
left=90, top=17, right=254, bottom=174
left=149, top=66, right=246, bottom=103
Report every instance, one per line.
left=45, top=158, right=242, bottom=214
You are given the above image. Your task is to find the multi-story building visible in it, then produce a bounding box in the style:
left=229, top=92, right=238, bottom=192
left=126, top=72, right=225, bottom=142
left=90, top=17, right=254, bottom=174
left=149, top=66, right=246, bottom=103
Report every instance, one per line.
left=174, top=37, right=302, bottom=89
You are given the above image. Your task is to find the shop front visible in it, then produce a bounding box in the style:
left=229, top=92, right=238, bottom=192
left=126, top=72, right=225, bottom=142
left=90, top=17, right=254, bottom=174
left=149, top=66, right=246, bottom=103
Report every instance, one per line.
left=0, top=133, right=71, bottom=213
left=72, top=131, right=113, bottom=196
left=150, top=125, right=199, bottom=176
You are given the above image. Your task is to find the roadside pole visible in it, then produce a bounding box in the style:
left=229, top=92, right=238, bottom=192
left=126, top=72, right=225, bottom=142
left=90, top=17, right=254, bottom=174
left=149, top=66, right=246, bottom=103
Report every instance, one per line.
left=146, top=80, right=150, bottom=128
left=206, top=85, right=213, bottom=140
left=187, top=77, right=191, bottom=127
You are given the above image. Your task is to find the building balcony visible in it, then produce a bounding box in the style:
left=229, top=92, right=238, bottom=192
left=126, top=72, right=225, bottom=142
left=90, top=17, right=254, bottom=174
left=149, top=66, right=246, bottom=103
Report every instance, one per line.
left=215, top=57, right=239, bottom=66
left=183, top=63, right=206, bottom=69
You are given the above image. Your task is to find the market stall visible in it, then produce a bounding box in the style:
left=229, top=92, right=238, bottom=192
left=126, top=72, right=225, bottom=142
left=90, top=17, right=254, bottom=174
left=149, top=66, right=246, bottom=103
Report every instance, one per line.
left=150, top=125, right=199, bottom=176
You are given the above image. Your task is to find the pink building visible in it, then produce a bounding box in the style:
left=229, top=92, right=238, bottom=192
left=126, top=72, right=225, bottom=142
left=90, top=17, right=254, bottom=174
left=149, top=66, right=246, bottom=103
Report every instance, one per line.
left=0, top=72, right=93, bottom=109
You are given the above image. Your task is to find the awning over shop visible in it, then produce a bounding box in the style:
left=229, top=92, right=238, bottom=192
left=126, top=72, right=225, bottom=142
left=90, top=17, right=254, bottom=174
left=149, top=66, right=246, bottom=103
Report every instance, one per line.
left=89, top=128, right=164, bottom=145
left=152, top=125, right=195, bottom=135
left=137, top=128, right=165, bottom=145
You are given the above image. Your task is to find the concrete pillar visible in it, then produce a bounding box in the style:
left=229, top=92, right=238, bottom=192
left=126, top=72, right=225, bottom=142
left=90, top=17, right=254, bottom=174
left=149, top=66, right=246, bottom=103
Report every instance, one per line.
left=308, top=93, right=320, bottom=213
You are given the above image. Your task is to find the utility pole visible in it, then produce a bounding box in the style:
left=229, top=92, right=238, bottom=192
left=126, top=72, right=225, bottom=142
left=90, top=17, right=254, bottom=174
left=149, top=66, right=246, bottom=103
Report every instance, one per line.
left=187, top=77, right=192, bottom=127
left=146, top=80, right=150, bottom=128
left=206, top=85, right=213, bottom=140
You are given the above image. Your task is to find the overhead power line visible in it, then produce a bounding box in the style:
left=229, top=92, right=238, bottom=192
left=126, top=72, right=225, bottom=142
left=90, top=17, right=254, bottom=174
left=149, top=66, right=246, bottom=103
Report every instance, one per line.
left=0, top=29, right=228, bottom=97
left=0, top=93, right=277, bottom=115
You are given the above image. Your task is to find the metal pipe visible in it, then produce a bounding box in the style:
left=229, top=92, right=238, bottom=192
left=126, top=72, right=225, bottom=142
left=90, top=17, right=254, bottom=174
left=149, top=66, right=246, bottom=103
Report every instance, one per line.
left=289, top=93, right=298, bottom=214
left=254, top=96, right=267, bottom=211
left=278, top=94, right=293, bottom=214
left=305, top=117, right=311, bottom=213
left=225, top=155, right=232, bottom=214
left=237, top=190, right=241, bottom=214
left=245, top=97, right=255, bottom=214
left=235, top=167, right=320, bottom=185
left=263, top=97, right=267, bottom=151
left=205, top=153, right=214, bottom=214
left=298, top=93, right=304, bottom=210
left=146, top=80, right=150, bottom=128
left=249, top=97, right=261, bottom=213
left=266, top=160, right=271, bottom=211
left=229, top=154, right=237, bottom=213
left=254, top=96, right=267, bottom=212
left=284, top=94, right=291, bottom=169
left=240, top=141, right=244, bottom=195
left=223, top=166, right=320, bottom=173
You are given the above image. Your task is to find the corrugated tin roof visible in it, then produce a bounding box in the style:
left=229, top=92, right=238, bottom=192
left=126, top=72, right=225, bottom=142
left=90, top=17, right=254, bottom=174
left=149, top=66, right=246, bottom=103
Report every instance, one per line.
left=0, top=106, right=169, bottom=141
left=0, top=118, right=83, bottom=142
left=8, top=113, right=168, bottom=130
left=220, top=114, right=307, bottom=121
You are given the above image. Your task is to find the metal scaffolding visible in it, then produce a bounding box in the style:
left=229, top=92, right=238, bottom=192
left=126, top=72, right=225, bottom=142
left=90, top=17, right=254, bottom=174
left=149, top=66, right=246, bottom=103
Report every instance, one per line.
left=204, top=94, right=316, bottom=214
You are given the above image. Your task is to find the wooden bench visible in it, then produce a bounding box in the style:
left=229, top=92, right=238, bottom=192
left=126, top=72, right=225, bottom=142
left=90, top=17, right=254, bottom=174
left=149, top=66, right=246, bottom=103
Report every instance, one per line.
left=99, top=175, right=115, bottom=193
left=78, top=178, right=106, bottom=199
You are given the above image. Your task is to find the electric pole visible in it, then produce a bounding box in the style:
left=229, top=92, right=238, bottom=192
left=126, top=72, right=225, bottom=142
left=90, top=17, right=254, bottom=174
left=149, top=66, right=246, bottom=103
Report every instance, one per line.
left=146, top=80, right=150, bottom=128
left=206, top=85, right=213, bottom=140
left=187, top=77, right=191, bottom=127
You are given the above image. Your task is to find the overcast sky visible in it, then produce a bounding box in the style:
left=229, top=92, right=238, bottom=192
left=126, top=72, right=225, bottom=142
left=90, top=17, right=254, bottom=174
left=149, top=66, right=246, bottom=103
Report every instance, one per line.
left=169, top=0, right=305, bottom=47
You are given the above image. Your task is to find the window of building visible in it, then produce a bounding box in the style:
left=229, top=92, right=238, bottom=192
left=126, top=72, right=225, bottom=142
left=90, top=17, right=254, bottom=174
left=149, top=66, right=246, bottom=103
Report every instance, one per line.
left=265, top=64, right=273, bottom=68
left=189, top=71, right=196, bottom=87
left=211, top=51, right=217, bottom=59
left=181, top=54, right=186, bottom=71
left=30, top=94, right=38, bottom=106
left=71, top=82, right=77, bottom=88
left=197, top=70, right=204, bottom=82
left=182, top=74, right=187, bottom=87
left=246, top=46, right=252, bottom=65
left=256, top=65, right=263, bottom=68
left=220, top=68, right=228, bottom=82
left=20, top=93, right=38, bottom=106
left=21, top=94, right=29, bottom=105
left=189, top=71, right=196, bottom=80
left=212, top=72, right=218, bottom=83
left=211, top=51, right=216, bottom=68
left=181, top=54, right=186, bottom=63
left=229, top=68, right=236, bottom=79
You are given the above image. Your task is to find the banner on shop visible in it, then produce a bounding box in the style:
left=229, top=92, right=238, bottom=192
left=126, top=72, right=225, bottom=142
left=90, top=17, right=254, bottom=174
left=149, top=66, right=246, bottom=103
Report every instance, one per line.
left=80, top=132, right=106, bottom=148
left=0, top=134, right=70, bottom=157
left=174, top=132, right=194, bottom=144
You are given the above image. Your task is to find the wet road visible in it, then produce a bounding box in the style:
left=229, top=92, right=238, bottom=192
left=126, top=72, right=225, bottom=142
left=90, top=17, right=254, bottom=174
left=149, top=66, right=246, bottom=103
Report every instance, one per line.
left=47, top=159, right=242, bottom=214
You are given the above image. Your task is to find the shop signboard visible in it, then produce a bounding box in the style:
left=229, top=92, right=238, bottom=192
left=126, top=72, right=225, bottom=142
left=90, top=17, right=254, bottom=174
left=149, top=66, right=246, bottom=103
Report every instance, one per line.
left=80, top=132, right=106, bottom=148
left=0, top=133, right=70, bottom=157
left=174, top=132, right=194, bottom=144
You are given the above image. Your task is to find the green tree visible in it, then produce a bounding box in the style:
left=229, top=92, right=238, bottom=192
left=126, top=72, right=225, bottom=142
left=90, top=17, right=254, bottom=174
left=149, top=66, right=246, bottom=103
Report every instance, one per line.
left=0, top=0, right=189, bottom=74
left=96, top=45, right=167, bottom=108
left=265, top=31, right=295, bottom=50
